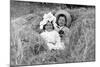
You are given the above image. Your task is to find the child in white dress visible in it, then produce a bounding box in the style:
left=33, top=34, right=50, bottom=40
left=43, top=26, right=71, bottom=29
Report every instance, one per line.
left=40, top=12, right=65, bottom=50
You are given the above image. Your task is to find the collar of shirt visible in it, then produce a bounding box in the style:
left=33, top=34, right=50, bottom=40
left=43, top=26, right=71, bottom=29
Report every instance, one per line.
left=58, top=26, right=65, bottom=30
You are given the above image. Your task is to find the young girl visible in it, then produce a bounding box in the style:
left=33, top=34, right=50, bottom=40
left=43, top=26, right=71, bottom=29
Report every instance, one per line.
left=40, top=12, right=65, bottom=50
left=54, top=10, right=72, bottom=45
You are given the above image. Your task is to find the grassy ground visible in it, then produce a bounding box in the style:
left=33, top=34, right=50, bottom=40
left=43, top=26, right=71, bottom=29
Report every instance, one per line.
left=10, top=1, right=95, bottom=66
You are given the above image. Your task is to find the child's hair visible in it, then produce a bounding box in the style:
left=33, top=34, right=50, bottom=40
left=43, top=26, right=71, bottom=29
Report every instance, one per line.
left=56, top=14, right=67, bottom=26
left=43, top=21, right=55, bottom=30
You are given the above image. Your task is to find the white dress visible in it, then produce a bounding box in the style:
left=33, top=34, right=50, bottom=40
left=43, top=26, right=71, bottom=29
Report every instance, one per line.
left=40, top=30, right=65, bottom=50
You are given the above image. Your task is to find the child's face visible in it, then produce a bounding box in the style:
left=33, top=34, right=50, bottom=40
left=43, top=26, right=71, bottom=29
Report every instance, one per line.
left=58, top=16, right=66, bottom=27
left=45, top=21, right=53, bottom=31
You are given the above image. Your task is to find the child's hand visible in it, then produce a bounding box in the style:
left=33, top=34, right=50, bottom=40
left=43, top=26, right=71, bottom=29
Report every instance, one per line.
left=59, top=30, right=65, bottom=38
left=59, top=30, right=64, bottom=34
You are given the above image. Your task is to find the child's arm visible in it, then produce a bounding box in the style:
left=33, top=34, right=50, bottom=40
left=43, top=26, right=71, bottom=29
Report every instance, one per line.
left=55, top=31, right=65, bottom=49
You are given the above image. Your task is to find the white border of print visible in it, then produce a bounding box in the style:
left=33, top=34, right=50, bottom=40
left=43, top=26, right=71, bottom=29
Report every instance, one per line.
left=21, top=0, right=96, bottom=5
left=0, top=0, right=99, bottom=67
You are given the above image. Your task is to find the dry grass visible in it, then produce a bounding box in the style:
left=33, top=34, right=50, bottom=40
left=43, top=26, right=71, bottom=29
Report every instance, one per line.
left=10, top=1, right=95, bottom=66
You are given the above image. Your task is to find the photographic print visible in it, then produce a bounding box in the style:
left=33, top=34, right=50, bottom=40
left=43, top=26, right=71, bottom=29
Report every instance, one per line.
left=10, top=0, right=95, bottom=66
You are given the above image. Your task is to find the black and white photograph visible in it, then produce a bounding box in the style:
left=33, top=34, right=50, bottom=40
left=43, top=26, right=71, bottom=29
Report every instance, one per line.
left=10, top=0, right=95, bottom=66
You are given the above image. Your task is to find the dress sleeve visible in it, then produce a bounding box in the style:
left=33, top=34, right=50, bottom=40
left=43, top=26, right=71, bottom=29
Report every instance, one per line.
left=40, top=33, right=43, bottom=38
left=55, top=32, right=61, bottom=46
left=55, top=31, right=61, bottom=42
left=64, top=27, right=71, bottom=37
left=55, top=31, right=65, bottom=49
left=40, top=32, right=46, bottom=41
left=63, top=27, right=71, bottom=45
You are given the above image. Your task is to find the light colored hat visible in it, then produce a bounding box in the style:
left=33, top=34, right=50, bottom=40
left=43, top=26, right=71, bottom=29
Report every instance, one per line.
left=55, top=10, right=71, bottom=26
left=40, top=12, right=57, bottom=29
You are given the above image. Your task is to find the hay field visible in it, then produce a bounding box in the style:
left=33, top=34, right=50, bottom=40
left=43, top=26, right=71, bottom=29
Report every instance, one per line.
left=10, top=1, right=95, bottom=66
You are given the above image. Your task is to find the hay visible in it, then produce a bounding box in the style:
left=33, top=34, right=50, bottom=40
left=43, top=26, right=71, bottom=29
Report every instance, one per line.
left=10, top=2, right=95, bottom=65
